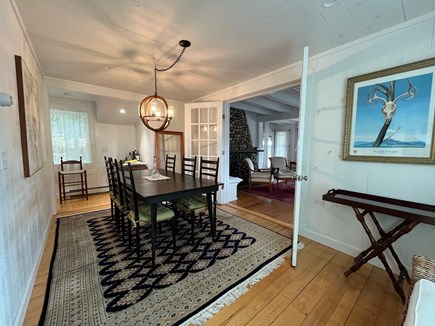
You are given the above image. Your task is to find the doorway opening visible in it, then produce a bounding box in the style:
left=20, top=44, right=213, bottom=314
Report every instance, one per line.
left=227, top=85, right=300, bottom=226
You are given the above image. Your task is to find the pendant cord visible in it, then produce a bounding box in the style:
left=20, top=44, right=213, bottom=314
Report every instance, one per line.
left=153, top=45, right=188, bottom=96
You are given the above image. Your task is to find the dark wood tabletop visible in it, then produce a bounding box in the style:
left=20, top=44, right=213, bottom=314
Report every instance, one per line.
left=322, top=188, right=435, bottom=226
left=132, top=169, right=221, bottom=204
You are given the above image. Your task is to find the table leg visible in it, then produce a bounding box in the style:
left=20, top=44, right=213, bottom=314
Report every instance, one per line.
left=206, top=192, right=215, bottom=240
left=151, top=203, right=157, bottom=267
left=345, top=207, right=419, bottom=303
left=369, top=211, right=411, bottom=283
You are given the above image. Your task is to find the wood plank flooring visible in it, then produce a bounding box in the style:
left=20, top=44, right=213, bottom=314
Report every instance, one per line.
left=24, top=192, right=405, bottom=326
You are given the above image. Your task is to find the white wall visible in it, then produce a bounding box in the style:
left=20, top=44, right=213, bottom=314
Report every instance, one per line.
left=302, top=14, right=435, bottom=270
left=0, top=1, right=55, bottom=325
left=199, top=13, right=435, bottom=271
left=45, top=82, right=186, bottom=191
left=48, top=97, right=137, bottom=193
left=90, top=122, right=136, bottom=189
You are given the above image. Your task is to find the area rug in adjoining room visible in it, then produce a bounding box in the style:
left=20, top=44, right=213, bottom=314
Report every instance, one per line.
left=39, top=209, right=292, bottom=325
left=240, top=182, right=295, bottom=203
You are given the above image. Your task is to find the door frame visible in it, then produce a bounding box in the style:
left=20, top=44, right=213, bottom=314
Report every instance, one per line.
left=155, top=131, right=184, bottom=171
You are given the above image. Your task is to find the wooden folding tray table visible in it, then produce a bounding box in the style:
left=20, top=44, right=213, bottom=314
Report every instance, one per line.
left=322, top=189, right=435, bottom=303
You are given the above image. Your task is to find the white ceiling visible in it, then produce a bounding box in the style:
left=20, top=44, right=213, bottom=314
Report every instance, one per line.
left=15, top=0, right=435, bottom=124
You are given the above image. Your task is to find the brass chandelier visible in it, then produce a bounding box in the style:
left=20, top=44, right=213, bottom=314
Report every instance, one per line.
left=139, top=40, right=191, bottom=132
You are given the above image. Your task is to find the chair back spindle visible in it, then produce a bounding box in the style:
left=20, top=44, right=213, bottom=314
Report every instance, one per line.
left=200, top=157, right=219, bottom=182
left=182, top=156, right=197, bottom=178
left=120, top=161, right=138, bottom=219
left=110, top=159, right=125, bottom=207
left=104, top=156, right=114, bottom=193
left=165, top=154, right=176, bottom=173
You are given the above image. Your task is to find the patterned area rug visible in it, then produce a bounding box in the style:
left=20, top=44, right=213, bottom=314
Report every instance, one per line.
left=39, top=209, right=292, bottom=325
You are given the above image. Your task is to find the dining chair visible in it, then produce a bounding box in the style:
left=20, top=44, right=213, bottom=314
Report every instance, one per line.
left=243, top=157, right=273, bottom=191
left=165, top=154, right=176, bottom=173
left=110, top=158, right=127, bottom=236
left=269, top=156, right=297, bottom=189
left=120, top=161, right=177, bottom=266
left=58, top=156, right=88, bottom=204
left=104, top=156, right=116, bottom=220
left=182, top=156, right=197, bottom=177
left=174, top=157, right=219, bottom=242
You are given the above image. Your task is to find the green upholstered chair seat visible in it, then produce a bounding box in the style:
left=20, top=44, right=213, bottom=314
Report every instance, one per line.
left=114, top=196, right=126, bottom=210
left=127, top=203, right=174, bottom=226
left=175, top=194, right=208, bottom=212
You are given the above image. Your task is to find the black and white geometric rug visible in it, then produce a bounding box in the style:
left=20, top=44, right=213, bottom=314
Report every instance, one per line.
left=39, top=209, right=292, bottom=325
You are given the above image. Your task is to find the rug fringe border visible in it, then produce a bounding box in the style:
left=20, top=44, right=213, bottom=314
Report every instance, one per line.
left=180, top=252, right=288, bottom=326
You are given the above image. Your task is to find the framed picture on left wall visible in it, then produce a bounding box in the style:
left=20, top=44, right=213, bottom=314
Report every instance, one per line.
left=15, top=55, right=43, bottom=177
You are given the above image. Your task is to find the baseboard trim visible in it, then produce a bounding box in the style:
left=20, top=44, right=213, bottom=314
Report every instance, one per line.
left=15, top=214, right=53, bottom=326
left=300, top=228, right=408, bottom=274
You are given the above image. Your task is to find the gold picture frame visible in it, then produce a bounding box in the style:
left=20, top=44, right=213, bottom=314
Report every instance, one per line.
left=343, top=57, right=435, bottom=164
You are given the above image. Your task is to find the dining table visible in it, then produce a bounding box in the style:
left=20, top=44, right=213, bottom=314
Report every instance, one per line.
left=132, top=169, right=222, bottom=241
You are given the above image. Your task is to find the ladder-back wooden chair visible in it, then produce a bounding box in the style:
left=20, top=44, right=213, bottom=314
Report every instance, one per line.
left=58, top=156, right=88, bottom=204
left=110, top=158, right=127, bottom=237
left=120, top=161, right=177, bottom=266
left=174, top=157, right=219, bottom=241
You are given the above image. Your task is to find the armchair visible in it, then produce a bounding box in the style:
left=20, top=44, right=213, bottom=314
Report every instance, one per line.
left=269, top=156, right=297, bottom=189
left=243, top=158, right=273, bottom=191
left=403, top=255, right=435, bottom=326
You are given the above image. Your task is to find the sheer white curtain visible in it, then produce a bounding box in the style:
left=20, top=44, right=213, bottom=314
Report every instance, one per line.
left=275, top=131, right=287, bottom=157
left=49, top=97, right=95, bottom=164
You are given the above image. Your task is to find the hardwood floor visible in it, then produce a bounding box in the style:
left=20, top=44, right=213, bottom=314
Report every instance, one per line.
left=229, top=190, right=294, bottom=226
left=24, top=192, right=405, bottom=326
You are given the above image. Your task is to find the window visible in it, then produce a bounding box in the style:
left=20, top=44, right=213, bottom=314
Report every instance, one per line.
left=275, top=131, right=287, bottom=157
left=50, top=109, right=91, bottom=164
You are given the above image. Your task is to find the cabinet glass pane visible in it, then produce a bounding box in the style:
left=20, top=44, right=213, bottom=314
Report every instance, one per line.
left=191, top=141, right=199, bottom=156
left=191, top=125, right=199, bottom=140
left=200, top=141, right=208, bottom=155
left=209, top=124, right=217, bottom=139
left=200, top=108, right=208, bottom=123
left=191, top=108, right=198, bottom=123
left=209, top=141, right=217, bottom=156
left=200, top=124, right=208, bottom=139
left=209, top=107, right=217, bottom=123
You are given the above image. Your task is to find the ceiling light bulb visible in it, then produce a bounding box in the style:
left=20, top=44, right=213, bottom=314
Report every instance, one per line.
left=150, top=101, right=157, bottom=114
left=321, top=0, right=339, bottom=8
left=120, top=108, right=126, bottom=114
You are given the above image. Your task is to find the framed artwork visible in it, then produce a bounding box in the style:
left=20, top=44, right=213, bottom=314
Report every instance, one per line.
left=15, top=55, right=43, bottom=177
left=343, top=57, right=435, bottom=164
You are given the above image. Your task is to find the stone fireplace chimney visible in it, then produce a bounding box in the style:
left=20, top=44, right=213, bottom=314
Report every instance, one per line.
left=230, top=108, right=261, bottom=183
